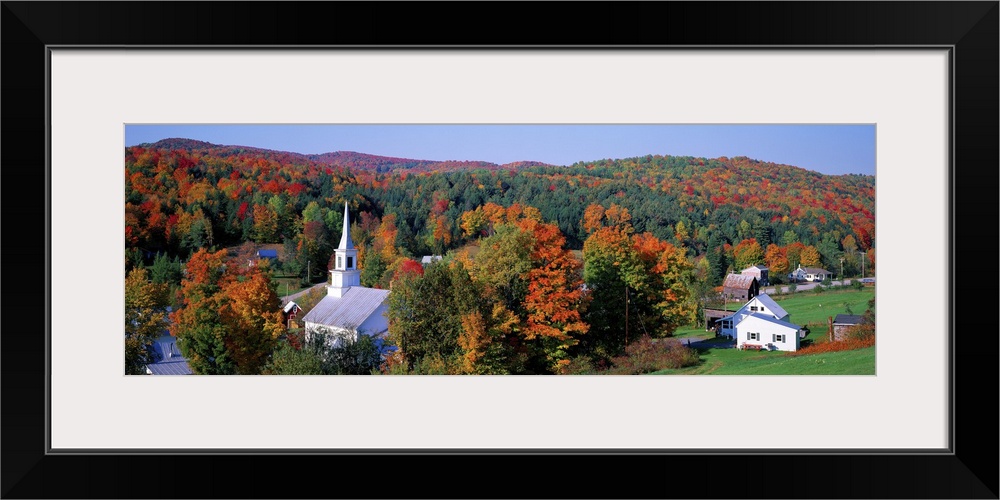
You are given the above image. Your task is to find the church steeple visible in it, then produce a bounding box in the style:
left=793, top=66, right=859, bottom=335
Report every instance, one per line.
left=338, top=201, right=354, bottom=250
left=328, top=201, right=360, bottom=298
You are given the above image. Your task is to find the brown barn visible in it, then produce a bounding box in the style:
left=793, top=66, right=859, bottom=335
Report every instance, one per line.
left=722, top=273, right=759, bottom=302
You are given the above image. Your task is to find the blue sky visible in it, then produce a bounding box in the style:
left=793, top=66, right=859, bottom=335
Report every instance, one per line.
left=125, top=124, right=875, bottom=176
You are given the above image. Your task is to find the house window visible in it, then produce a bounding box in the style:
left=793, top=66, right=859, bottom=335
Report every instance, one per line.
left=750, top=306, right=758, bottom=311
left=347, top=256, right=353, bottom=268
left=748, top=332, right=759, bottom=341
left=773, top=334, right=785, bottom=343
left=337, top=256, right=342, bottom=268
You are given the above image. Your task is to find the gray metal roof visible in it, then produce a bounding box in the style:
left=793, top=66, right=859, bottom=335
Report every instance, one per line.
left=146, top=336, right=193, bottom=375
left=743, top=264, right=769, bottom=271
left=742, top=312, right=801, bottom=331
left=421, top=255, right=443, bottom=264
left=283, top=301, right=300, bottom=313
left=301, top=287, right=390, bottom=332
left=754, top=294, right=789, bottom=320
left=800, top=267, right=830, bottom=275
left=833, top=314, right=864, bottom=325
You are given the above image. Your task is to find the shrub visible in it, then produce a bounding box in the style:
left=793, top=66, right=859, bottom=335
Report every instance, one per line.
left=560, top=355, right=596, bottom=375
left=604, top=335, right=700, bottom=375
left=787, top=283, right=798, bottom=293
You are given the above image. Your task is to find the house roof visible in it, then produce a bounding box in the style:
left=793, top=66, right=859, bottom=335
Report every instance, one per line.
left=743, top=264, right=769, bottom=271
left=283, top=301, right=300, bottom=313
left=146, top=336, right=193, bottom=375
left=723, top=274, right=757, bottom=290
left=833, top=314, right=864, bottom=325
left=753, top=294, right=788, bottom=319
left=301, top=286, right=390, bottom=332
left=421, top=255, right=443, bottom=264
left=257, top=249, right=278, bottom=258
left=741, top=312, right=801, bottom=331
left=801, top=267, right=830, bottom=275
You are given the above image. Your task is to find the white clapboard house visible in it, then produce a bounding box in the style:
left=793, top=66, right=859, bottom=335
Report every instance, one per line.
left=716, top=294, right=803, bottom=351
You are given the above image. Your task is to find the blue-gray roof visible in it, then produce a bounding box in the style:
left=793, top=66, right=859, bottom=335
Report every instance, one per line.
left=754, top=294, right=789, bottom=320
left=301, top=287, right=390, bottom=332
left=742, top=312, right=801, bottom=331
left=146, top=335, right=193, bottom=375
left=833, top=314, right=864, bottom=325
left=257, top=249, right=278, bottom=258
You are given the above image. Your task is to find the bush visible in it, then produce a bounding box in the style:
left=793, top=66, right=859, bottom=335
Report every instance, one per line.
left=787, top=283, right=798, bottom=293
left=604, top=335, right=700, bottom=375
left=560, top=355, right=596, bottom=375
left=812, top=284, right=825, bottom=294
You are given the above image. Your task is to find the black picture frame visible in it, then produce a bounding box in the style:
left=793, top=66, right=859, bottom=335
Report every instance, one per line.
left=2, top=2, right=996, bottom=498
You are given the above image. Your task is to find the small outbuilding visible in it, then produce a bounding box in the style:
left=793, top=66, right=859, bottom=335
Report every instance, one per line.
left=832, top=314, right=864, bottom=341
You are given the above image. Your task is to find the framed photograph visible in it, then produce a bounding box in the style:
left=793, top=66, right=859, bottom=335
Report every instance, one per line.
left=3, top=2, right=996, bottom=498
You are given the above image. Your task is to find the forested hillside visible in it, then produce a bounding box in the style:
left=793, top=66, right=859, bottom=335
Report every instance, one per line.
left=126, top=139, right=874, bottom=283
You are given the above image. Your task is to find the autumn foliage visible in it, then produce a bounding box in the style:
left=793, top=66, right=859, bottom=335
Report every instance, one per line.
left=169, top=249, right=286, bottom=374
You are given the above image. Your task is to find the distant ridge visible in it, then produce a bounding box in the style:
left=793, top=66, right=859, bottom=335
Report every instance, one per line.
left=140, top=138, right=554, bottom=173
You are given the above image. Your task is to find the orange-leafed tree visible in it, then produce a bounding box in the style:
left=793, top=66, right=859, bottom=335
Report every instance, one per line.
left=764, top=243, right=790, bottom=279
left=732, top=238, right=764, bottom=270
left=800, top=245, right=823, bottom=267
left=171, top=248, right=286, bottom=374
left=218, top=263, right=286, bottom=374
left=516, top=218, right=589, bottom=372
left=581, top=203, right=606, bottom=234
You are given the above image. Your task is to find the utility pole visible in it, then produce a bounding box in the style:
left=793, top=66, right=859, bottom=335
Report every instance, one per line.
left=307, top=260, right=310, bottom=283
left=840, top=257, right=844, bottom=282
left=857, top=251, right=865, bottom=278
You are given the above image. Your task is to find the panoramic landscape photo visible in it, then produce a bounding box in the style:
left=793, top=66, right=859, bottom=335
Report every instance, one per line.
left=124, top=124, right=876, bottom=376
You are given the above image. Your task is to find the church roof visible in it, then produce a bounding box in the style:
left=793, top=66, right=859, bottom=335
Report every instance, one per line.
left=338, top=202, right=354, bottom=250
left=146, top=335, right=193, bottom=375
left=301, top=287, right=390, bottom=332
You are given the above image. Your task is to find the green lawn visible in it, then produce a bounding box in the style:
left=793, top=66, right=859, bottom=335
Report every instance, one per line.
left=770, top=287, right=875, bottom=326
left=652, top=345, right=875, bottom=375
left=671, top=325, right=711, bottom=339
left=272, top=276, right=311, bottom=298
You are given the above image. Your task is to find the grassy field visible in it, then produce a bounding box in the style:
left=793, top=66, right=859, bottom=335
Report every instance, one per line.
left=272, top=276, right=312, bottom=298
left=652, top=341, right=875, bottom=375
left=769, top=287, right=874, bottom=326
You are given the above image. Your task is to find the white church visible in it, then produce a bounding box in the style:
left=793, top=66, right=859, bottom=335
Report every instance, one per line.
left=301, top=202, right=391, bottom=347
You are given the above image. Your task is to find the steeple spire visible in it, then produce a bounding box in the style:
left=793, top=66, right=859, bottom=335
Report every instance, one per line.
left=338, top=201, right=354, bottom=250
left=329, top=201, right=360, bottom=298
